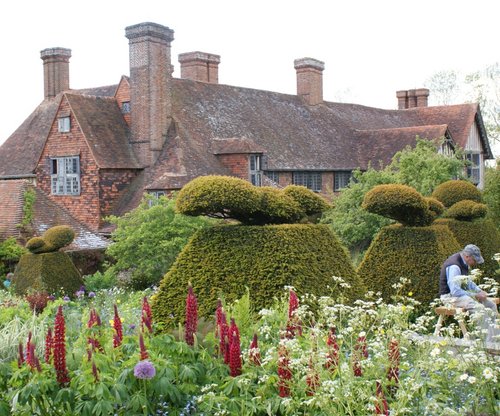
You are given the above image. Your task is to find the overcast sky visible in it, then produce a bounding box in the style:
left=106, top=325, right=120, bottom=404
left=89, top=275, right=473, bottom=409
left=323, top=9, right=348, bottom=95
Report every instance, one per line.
left=1, top=0, right=498, bottom=155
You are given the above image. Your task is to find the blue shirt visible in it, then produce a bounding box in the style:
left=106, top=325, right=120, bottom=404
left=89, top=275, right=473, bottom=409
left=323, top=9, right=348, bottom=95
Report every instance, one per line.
left=3, top=280, right=11, bottom=289
left=446, top=258, right=480, bottom=297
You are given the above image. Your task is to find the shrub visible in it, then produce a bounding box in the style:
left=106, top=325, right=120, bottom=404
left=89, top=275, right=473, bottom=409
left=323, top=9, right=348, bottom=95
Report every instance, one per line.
left=425, top=197, right=445, bottom=218
left=444, top=200, right=488, bottom=221
left=282, top=185, right=331, bottom=217
left=0, top=237, right=26, bottom=277
left=362, top=184, right=432, bottom=226
left=152, top=224, right=364, bottom=328
left=252, top=187, right=303, bottom=224
left=26, top=225, right=75, bottom=253
left=431, top=180, right=482, bottom=208
left=435, top=218, right=500, bottom=280
left=13, top=252, right=83, bottom=297
left=175, top=175, right=261, bottom=222
left=483, top=165, right=500, bottom=230
left=357, top=223, right=461, bottom=307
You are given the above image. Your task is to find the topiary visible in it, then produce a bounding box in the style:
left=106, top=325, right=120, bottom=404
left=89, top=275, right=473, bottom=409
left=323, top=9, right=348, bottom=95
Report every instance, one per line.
left=425, top=197, right=445, bottom=218
left=175, top=175, right=261, bottom=222
left=431, top=180, right=482, bottom=208
left=252, top=187, right=303, bottom=224
left=444, top=200, right=488, bottom=221
left=282, top=185, right=331, bottom=218
left=26, top=225, right=75, bottom=253
left=151, top=224, right=364, bottom=328
left=357, top=223, right=461, bottom=307
left=362, top=184, right=433, bottom=226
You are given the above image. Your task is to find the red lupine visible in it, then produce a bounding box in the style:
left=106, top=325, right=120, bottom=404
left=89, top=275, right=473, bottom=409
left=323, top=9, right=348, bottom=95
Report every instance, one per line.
left=17, top=342, right=24, bottom=368
left=387, top=338, right=400, bottom=383
left=286, top=289, right=302, bottom=338
left=87, top=309, right=103, bottom=352
left=92, top=360, right=99, bottom=382
left=25, top=331, right=34, bottom=368
left=356, top=333, right=369, bottom=358
left=215, top=298, right=223, bottom=338
left=113, top=304, right=123, bottom=348
left=374, top=380, right=389, bottom=415
left=27, top=342, right=42, bottom=372
left=277, top=343, right=292, bottom=397
left=185, top=284, right=198, bottom=346
left=141, top=296, right=153, bottom=333
left=306, top=357, right=320, bottom=396
left=324, top=327, right=339, bottom=371
left=224, top=335, right=231, bottom=365
left=218, top=311, right=229, bottom=358
left=229, top=332, right=242, bottom=377
left=248, top=333, right=261, bottom=366
left=54, top=305, right=70, bottom=385
left=229, top=318, right=240, bottom=345
left=139, top=333, right=149, bottom=360
left=44, top=327, right=53, bottom=364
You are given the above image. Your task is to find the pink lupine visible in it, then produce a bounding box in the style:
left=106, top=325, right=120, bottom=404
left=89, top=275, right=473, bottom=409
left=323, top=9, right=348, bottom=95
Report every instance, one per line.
left=185, top=284, right=198, bottom=346
left=374, top=380, right=389, bottom=415
left=324, top=327, right=339, bottom=371
left=139, top=333, right=149, bottom=360
left=248, top=333, right=261, bottom=366
left=54, top=305, right=70, bottom=385
left=141, top=296, right=153, bottom=333
left=286, top=289, right=302, bottom=338
left=113, top=304, right=123, bottom=348
left=277, top=343, right=292, bottom=397
left=387, top=338, right=400, bottom=383
left=229, top=332, right=242, bottom=377
left=44, top=327, right=53, bottom=364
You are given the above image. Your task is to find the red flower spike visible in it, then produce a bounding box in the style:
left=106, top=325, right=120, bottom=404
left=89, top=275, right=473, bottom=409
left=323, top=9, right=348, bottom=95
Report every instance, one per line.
left=218, top=314, right=229, bottom=359
left=356, top=334, right=368, bottom=358
left=54, top=305, right=70, bottom=385
left=25, top=332, right=33, bottom=368
left=44, top=327, right=53, bottom=364
left=248, top=333, right=261, bottom=366
left=141, top=296, right=153, bottom=333
left=229, top=333, right=242, bottom=377
left=286, top=290, right=302, bottom=338
left=185, top=284, right=198, bottom=346
left=387, top=338, right=400, bottom=384
left=306, top=357, right=320, bottom=396
left=113, top=304, right=123, bottom=348
left=87, top=309, right=103, bottom=352
left=215, top=299, right=223, bottom=338
left=277, top=344, right=292, bottom=397
left=224, top=335, right=231, bottom=365
left=229, top=318, right=240, bottom=345
left=92, top=360, right=99, bottom=382
left=17, top=342, right=24, bottom=368
left=375, top=380, right=389, bottom=415
left=139, top=333, right=149, bottom=360
left=324, top=327, right=339, bottom=371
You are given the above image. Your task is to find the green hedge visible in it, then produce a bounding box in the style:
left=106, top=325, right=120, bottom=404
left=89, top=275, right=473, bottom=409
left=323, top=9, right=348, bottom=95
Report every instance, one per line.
left=444, top=200, right=488, bottom=221
left=435, top=218, right=500, bottom=280
left=432, top=180, right=482, bottom=208
left=357, top=224, right=461, bottom=306
left=362, top=184, right=432, bottom=226
left=282, top=185, right=331, bottom=217
left=26, top=225, right=75, bottom=253
left=152, top=224, right=364, bottom=328
left=252, top=187, right=303, bottom=224
left=13, top=251, right=83, bottom=296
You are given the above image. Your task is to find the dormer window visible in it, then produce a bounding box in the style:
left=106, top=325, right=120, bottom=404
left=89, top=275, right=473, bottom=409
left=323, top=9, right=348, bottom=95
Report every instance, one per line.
left=249, top=154, right=262, bottom=186
left=51, top=156, right=80, bottom=195
left=121, top=101, right=131, bottom=114
left=58, top=116, right=71, bottom=133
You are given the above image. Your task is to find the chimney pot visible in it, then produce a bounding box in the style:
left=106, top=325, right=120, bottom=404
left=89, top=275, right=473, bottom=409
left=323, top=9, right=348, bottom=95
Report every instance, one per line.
left=40, top=47, right=71, bottom=99
left=294, top=57, right=325, bottom=106
left=396, top=90, right=408, bottom=109
left=178, top=51, right=221, bottom=83
left=407, top=89, right=417, bottom=108
left=415, top=88, right=430, bottom=107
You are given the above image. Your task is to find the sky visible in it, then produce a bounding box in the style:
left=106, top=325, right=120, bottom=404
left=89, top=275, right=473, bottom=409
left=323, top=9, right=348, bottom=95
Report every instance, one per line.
left=1, top=0, right=498, bottom=155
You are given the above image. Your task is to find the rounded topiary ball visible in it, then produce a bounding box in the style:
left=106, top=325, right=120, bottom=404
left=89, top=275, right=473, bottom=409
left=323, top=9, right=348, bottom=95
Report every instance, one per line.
left=282, top=185, right=331, bottom=216
left=254, top=187, right=303, bottom=224
left=425, top=197, right=445, bottom=218
left=43, top=225, right=75, bottom=251
left=444, top=200, right=488, bottom=221
left=431, top=180, right=482, bottom=208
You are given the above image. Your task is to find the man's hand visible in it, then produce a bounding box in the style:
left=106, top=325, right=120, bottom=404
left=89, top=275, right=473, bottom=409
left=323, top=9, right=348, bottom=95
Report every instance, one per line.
left=475, top=291, right=488, bottom=301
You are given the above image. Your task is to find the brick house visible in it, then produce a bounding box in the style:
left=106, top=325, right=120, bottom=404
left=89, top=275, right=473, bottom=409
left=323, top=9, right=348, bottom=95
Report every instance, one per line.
left=0, top=22, right=494, bottom=239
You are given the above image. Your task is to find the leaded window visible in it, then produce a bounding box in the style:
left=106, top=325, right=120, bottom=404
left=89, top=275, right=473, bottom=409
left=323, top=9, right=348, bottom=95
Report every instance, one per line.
left=51, top=156, right=80, bottom=195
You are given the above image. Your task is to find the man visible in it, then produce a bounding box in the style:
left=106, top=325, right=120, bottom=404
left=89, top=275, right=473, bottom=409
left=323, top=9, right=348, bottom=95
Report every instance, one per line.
left=440, top=244, right=498, bottom=343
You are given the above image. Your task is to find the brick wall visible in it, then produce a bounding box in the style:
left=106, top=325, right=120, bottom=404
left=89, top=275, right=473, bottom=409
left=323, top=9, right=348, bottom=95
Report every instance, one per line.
left=99, top=169, right=140, bottom=218
left=115, top=77, right=131, bottom=126
left=36, top=97, right=101, bottom=231
left=216, top=154, right=249, bottom=180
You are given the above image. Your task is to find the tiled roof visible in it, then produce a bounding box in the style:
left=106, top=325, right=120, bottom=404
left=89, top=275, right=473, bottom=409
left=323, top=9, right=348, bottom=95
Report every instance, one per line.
left=0, top=180, right=28, bottom=240
left=211, top=137, right=266, bottom=154
left=66, top=94, right=141, bottom=169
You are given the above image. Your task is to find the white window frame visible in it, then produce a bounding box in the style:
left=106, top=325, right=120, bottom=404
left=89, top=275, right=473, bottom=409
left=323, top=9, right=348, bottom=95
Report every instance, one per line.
left=51, top=156, right=80, bottom=195
left=249, top=154, right=262, bottom=186
left=121, top=101, right=131, bottom=114
left=292, top=171, right=322, bottom=192
left=465, top=152, right=481, bottom=185
left=334, top=171, right=352, bottom=191
left=58, top=116, right=71, bottom=133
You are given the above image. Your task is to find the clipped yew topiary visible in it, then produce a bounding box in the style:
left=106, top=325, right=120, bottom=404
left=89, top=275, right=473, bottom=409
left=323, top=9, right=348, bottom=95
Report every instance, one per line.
left=357, top=224, right=461, bottom=306
left=435, top=218, right=500, bottom=280
left=151, top=224, right=364, bottom=328
left=362, top=184, right=433, bottom=226
left=282, top=185, right=331, bottom=218
left=425, top=197, right=445, bottom=218
left=431, top=179, right=482, bottom=208
left=443, top=200, right=488, bottom=221
left=252, top=187, right=303, bottom=224
left=13, top=225, right=83, bottom=296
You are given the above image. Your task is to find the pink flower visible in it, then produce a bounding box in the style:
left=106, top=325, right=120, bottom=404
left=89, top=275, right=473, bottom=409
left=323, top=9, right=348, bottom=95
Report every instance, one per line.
left=286, top=289, right=302, bottom=338
left=141, top=296, right=153, bottom=333
left=387, top=338, right=400, bottom=383
left=375, top=380, right=389, bottom=415
left=248, top=333, right=261, bottom=366
left=229, top=333, right=242, bottom=377
left=185, top=284, right=198, bottom=346
left=139, top=333, right=149, bottom=361
left=278, top=344, right=292, bottom=397
left=44, top=327, right=53, bottom=364
left=54, top=305, right=70, bottom=385
left=113, top=304, right=123, bottom=348
left=215, top=298, right=223, bottom=338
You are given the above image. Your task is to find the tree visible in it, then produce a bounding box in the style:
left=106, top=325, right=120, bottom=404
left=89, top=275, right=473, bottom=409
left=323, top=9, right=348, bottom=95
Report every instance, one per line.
left=105, top=195, right=215, bottom=289
left=424, top=70, right=459, bottom=105
left=483, top=163, right=500, bottom=230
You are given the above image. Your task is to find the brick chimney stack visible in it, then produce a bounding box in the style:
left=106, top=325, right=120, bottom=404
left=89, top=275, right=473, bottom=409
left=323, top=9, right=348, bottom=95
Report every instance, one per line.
left=125, top=22, right=174, bottom=167
left=396, top=88, right=430, bottom=109
left=40, top=48, right=71, bottom=99
left=178, top=52, right=221, bottom=83
left=294, top=58, right=325, bottom=106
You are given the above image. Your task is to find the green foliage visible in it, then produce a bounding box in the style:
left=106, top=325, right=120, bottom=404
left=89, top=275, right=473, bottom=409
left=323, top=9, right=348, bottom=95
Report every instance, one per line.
left=282, top=185, right=331, bottom=217
left=435, top=218, right=500, bottom=280
left=152, top=224, right=363, bottom=328
left=252, top=186, right=303, bottom=224
left=26, top=225, right=75, bottom=253
left=389, top=138, right=466, bottom=196
left=106, top=195, right=214, bottom=290
left=425, top=196, right=445, bottom=217
left=444, top=200, right=488, bottom=221
left=83, top=270, right=118, bottom=291
left=0, top=237, right=26, bottom=277
left=362, top=184, right=433, bottom=226
left=175, top=175, right=261, bottom=222
left=431, top=179, right=482, bottom=208
left=13, top=251, right=83, bottom=296
left=483, top=165, right=500, bottom=230
left=19, top=187, right=36, bottom=229
left=357, top=224, right=461, bottom=307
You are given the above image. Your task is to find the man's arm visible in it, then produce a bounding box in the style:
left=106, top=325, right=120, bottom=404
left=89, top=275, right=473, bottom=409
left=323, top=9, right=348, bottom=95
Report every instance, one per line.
left=446, top=265, right=470, bottom=297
